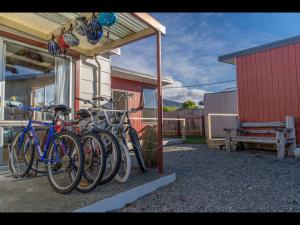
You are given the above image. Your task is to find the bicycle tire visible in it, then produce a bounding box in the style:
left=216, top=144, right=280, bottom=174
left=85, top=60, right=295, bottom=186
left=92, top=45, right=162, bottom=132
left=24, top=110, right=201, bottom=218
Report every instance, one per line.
left=76, top=133, right=106, bottom=193
left=9, top=129, right=35, bottom=177
left=47, top=131, right=84, bottom=194
left=115, top=143, right=131, bottom=182
left=129, top=128, right=146, bottom=172
left=96, top=130, right=122, bottom=185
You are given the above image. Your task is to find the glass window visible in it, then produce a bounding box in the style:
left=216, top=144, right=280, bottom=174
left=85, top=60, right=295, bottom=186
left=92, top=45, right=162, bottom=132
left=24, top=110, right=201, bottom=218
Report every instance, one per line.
left=1, top=41, right=71, bottom=166
left=142, top=88, right=157, bottom=118
left=112, top=91, right=128, bottom=110
left=4, top=42, right=70, bottom=121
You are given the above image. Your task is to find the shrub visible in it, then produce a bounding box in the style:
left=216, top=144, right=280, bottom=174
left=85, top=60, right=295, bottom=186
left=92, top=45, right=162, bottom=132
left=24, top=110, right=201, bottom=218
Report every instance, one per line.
left=141, top=125, right=159, bottom=168
left=163, top=106, right=177, bottom=112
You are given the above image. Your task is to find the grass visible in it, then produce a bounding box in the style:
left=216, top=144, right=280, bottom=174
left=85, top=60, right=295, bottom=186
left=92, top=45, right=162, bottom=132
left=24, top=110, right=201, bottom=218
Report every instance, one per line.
left=185, top=136, right=207, bottom=144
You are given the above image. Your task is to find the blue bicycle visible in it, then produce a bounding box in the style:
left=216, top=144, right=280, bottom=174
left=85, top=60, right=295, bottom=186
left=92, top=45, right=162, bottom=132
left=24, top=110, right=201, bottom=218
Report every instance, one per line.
left=8, top=103, right=84, bottom=194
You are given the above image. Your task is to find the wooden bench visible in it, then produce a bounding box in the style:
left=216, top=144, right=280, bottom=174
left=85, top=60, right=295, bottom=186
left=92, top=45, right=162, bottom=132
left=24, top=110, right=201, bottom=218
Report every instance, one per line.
left=223, top=116, right=296, bottom=159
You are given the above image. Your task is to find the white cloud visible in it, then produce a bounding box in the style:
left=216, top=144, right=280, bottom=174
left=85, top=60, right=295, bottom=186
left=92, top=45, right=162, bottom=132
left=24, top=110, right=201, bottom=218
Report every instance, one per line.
left=163, top=79, right=207, bottom=103
left=112, top=13, right=278, bottom=101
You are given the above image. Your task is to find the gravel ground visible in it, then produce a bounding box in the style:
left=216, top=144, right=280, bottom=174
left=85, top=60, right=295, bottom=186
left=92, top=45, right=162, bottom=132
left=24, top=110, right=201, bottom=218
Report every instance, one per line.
left=120, top=144, right=300, bottom=212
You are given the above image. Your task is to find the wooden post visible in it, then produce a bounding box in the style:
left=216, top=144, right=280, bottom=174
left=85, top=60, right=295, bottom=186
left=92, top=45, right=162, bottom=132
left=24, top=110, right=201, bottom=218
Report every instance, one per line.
left=201, top=115, right=205, bottom=137
left=276, top=131, right=285, bottom=159
left=156, top=32, right=163, bottom=173
left=286, top=116, right=296, bottom=156
left=225, top=130, right=232, bottom=152
left=177, top=116, right=181, bottom=137
left=182, top=119, right=186, bottom=139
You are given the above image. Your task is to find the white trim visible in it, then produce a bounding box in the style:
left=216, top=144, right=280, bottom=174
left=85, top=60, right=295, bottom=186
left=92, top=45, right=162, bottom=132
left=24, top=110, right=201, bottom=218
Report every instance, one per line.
left=207, top=113, right=238, bottom=140
left=73, top=173, right=176, bottom=212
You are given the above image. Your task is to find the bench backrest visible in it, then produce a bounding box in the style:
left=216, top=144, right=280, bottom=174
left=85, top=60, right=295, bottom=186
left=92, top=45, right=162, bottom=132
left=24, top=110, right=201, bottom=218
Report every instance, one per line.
left=240, top=121, right=286, bottom=128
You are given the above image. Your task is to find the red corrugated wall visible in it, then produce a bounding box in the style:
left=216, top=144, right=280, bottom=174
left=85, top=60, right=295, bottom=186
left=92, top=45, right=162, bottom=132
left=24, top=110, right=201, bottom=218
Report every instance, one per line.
left=111, top=77, right=156, bottom=135
left=236, top=43, right=300, bottom=143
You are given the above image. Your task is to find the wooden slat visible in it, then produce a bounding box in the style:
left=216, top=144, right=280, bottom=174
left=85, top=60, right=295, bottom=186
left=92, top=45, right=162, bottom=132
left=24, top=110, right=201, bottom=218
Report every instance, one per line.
left=45, top=13, right=93, bottom=40
left=231, top=136, right=277, bottom=144
left=0, top=15, right=48, bottom=40
left=241, top=121, right=286, bottom=128
left=242, top=129, right=277, bottom=134
left=6, top=52, right=52, bottom=68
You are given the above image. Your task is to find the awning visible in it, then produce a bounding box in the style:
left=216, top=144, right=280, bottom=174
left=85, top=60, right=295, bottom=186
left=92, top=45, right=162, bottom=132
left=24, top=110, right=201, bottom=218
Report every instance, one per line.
left=0, top=13, right=166, bottom=57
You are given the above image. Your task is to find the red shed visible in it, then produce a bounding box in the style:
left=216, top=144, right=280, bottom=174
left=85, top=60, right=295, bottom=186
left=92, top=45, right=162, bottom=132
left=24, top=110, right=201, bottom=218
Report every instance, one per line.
left=111, top=66, right=173, bottom=135
left=219, top=35, right=300, bottom=145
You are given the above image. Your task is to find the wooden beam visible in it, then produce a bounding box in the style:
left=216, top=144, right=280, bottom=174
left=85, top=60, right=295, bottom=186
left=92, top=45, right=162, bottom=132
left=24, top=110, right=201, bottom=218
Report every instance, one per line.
left=89, top=28, right=155, bottom=56
left=132, top=13, right=166, bottom=35
left=0, top=15, right=48, bottom=40
left=6, top=52, right=52, bottom=68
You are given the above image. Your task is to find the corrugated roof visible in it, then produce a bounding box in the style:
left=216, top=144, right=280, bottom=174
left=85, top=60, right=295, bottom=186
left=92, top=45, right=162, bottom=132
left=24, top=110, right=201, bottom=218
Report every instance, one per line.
left=218, top=35, right=300, bottom=65
left=0, top=13, right=164, bottom=56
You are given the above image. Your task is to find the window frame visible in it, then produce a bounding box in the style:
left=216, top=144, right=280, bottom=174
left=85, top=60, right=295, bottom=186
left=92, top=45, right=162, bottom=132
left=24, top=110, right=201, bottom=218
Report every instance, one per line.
left=141, top=86, right=157, bottom=119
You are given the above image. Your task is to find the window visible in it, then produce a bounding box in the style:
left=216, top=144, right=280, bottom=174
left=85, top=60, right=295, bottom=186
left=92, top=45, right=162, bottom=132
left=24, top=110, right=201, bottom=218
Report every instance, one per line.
left=142, top=87, right=157, bottom=118
left=3, top=42, right=70, bottom=121
left=112, top=90, right=128, bottom=110
left=32, top=83, right=55, bottom=120
left=1, top=41, right=71, bottom=166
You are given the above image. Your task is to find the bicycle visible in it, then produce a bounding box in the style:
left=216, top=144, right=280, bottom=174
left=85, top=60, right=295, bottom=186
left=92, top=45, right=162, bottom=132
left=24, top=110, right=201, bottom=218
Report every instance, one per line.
left=101, top=93, right=146, bottom=173
left=52, top=112, right=107, bottom=193
left=86, top=94, right=146, bottom=181
left=7, top=103, right=84, bottom=194
left=75, top=97, right=122, bottom=185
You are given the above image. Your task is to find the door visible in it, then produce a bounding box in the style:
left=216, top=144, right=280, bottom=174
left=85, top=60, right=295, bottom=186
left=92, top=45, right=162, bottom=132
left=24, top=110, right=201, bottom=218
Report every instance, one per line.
left=0, top=39, right=4, bottom=165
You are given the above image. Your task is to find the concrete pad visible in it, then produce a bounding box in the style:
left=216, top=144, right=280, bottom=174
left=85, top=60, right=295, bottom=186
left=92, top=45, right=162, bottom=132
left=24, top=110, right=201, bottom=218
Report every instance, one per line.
left=0, top=162, right=174, bottom=212
left=74, top=173, right=176, bottom=212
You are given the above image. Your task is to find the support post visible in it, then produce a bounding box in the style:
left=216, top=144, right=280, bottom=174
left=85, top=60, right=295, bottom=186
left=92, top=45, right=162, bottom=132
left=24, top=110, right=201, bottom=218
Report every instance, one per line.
left=201, top=115, right=205, bottom=137
left=181, top=119, right=186, bottom=139
left=276, top=131, right=285, bottom=159
left=156, top=32, right=163, bottom=173
left=286, top=116, right=296, bottom=156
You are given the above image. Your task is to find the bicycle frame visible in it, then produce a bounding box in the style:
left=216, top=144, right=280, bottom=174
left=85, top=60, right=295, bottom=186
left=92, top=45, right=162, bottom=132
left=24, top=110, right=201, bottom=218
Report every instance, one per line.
left=15, top=107, right=64, bottom=164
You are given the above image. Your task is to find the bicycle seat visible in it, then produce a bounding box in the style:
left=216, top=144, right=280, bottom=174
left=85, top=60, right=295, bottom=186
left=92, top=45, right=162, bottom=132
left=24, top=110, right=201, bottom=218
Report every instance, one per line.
left=75, top=109, right=91, bottom=119
left=54, top=105, right=70, bottom=113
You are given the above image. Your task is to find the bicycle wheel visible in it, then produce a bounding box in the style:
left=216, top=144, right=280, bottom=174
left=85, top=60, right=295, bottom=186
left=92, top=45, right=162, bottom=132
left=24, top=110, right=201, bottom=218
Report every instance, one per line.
left=129, top=128, right=146, bottom=172
left=115, top=143, right=131, bottom=183
left=96, top=130, right=122, bottom=185
left=76, top=133, right=106, bottom=193
left=9, top=129, right=34, bottom=177
left=47, top=131, right=84, bottom=194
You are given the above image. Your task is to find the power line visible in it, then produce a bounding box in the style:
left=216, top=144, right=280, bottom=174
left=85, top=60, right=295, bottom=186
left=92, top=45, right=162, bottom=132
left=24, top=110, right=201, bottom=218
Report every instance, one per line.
left=163, top=79, right=236, bottom=89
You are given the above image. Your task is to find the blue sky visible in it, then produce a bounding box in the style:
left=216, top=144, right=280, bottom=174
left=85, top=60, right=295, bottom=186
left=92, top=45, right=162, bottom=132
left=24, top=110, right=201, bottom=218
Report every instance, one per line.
left=112, top=13, right=300, bottom=103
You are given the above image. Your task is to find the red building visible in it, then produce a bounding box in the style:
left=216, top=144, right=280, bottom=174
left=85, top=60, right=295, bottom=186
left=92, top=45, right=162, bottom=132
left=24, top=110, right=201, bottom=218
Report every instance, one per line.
left=111, top=66, right=173, bottom=134
left=219, top=35, right=300, bottom=144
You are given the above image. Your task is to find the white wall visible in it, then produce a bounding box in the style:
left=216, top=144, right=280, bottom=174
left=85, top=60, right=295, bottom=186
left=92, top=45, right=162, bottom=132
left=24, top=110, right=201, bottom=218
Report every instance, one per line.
left=204, top=90, right=238, bottom=138
left=79, top=53, right=112, bottom=109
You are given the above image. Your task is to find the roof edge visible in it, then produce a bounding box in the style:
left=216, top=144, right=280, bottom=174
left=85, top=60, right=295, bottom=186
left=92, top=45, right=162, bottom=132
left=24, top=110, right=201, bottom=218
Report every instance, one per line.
left=218, top=34, right=300, bottom=64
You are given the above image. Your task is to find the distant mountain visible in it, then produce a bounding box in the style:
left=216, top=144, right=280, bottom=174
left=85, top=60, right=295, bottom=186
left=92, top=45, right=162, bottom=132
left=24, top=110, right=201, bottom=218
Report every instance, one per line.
left=163, top=99, right=182, bottom=108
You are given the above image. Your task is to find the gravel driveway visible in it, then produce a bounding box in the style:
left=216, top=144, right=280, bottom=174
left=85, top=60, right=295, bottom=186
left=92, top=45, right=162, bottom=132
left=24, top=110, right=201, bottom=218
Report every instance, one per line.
left=120, top=144, right=300, bottom=212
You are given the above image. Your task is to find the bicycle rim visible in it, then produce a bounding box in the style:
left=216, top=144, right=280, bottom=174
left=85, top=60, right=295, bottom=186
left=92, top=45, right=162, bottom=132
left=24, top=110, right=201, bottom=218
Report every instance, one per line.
left=115, top=143, right=131, bottom=183
left=96, top=130, right=121, bottom=185
left=10, top=130, right=34, bottom=177
left=76, top=133, right=106, bottom=193
left=47, top=131, right=84, bottom=194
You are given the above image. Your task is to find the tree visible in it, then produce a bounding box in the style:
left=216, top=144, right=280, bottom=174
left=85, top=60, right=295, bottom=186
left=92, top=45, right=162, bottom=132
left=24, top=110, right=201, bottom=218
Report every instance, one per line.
left=163, top=106, right=177, bottom=112
left=181, top=100, right=199, bottom=109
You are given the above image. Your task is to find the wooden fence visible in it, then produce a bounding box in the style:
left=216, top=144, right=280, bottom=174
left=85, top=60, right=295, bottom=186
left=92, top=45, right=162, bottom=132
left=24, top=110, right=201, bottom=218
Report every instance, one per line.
left=163, top=109, right=205, bottom=137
